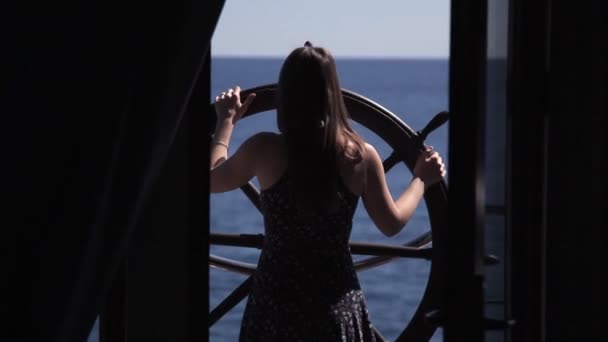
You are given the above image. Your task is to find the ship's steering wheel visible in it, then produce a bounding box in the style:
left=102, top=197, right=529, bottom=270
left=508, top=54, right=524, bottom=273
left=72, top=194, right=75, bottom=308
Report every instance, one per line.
left=209, top=84, right=449, bottom=341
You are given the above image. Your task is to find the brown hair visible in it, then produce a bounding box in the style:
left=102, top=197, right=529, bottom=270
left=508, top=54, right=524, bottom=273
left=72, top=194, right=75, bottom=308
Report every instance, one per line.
left=277, top=42, right=365, bottom=214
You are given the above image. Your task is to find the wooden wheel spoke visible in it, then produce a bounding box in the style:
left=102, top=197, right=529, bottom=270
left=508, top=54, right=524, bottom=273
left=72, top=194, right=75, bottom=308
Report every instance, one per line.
left=404, top=230, right=433, bottom=248
left=209, top=276, right=253, bottom=327
left=382, top=151, right=401, bottom=173
left=239, top=181, right=261, bottom=212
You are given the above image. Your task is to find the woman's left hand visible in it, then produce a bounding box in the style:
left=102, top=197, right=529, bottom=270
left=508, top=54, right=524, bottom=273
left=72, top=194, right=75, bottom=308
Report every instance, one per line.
left=215, top=85, right=256, bottom=125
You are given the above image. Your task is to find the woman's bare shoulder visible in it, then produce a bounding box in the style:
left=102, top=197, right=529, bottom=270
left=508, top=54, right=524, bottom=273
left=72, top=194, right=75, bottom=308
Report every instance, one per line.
left=359, top=142, right=384, bottom=183
left=246, top=131, right=286, bottom=162
left=247, top=132, right=286, bottom=188
left=361, top=142, right=381, bottom=165
left=245, top=131, right=284, bottom=149
left=250, top=131, right=282, bottom=141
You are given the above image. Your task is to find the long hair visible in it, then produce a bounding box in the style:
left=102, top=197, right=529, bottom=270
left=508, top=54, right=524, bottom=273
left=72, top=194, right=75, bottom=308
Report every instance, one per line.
left=277, top=42, right=365, bottom=214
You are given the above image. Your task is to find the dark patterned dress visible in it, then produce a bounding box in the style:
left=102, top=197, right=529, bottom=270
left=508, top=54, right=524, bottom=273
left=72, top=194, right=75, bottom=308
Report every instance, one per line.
left=239, top=174, right=382, bottom=341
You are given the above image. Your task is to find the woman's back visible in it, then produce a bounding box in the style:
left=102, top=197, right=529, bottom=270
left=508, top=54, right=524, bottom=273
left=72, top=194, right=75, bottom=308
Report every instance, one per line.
left=254, top=132, right=366, bottom=198
left=258, top=133, right=361, bottom=255
left=240, top=135, right=378, bottom=341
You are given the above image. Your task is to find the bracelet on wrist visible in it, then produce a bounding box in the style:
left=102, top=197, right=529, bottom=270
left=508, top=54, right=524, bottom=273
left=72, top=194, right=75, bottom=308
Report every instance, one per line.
left=212, top=139, right=229, bottom=151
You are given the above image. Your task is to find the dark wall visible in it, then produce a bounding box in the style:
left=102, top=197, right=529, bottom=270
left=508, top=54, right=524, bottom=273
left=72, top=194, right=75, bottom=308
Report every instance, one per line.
left=3, top=1, right=223, bottom=341
left=509, top=1, right=607, bottom=341
left=544, top=2, right=607, bottom=341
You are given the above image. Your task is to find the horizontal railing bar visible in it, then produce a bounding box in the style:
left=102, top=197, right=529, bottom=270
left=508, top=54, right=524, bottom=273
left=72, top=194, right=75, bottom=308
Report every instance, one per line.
left=209, top=254, right=388, bottom=275
left=210, top=233, right=431, bottom=258
left=210, top=233, right=263, bottom=249
left=350, top=242, right=431, bottom=259
left=209, top=230, right=437, bottom=274
left=210, top=254, right=256, bottom=275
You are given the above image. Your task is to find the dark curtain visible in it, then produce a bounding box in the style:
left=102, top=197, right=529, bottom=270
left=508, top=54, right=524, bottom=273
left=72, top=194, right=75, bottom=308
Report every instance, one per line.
left=3, top=1, right=224, bottom=341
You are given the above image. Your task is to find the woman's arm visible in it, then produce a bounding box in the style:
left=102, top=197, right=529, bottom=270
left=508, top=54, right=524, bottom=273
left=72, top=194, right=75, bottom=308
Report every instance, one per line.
left=210, top=133, right=265, bottom=193
left=210, top=85, right=257, bottom=193
left=361, top=143, right=445, bottom=237
left=210, top=118, right=234, bottom=169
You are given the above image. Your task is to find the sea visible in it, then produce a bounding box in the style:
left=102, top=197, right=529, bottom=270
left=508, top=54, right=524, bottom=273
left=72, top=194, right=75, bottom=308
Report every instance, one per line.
left=87, top=57, right=451, bottom=342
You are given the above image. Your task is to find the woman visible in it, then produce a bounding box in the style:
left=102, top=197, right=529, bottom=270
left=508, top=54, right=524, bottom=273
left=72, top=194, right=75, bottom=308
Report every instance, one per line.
left=210, top=42, right=445, bottom=341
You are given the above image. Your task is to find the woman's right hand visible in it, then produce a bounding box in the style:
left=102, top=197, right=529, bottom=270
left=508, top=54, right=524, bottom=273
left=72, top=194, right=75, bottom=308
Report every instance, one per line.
left=412, top=147, right=446, bottom=188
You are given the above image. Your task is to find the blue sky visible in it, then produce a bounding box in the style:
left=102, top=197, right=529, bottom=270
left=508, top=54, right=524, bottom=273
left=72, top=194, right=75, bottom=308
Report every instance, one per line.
left=211, top=0, right=451, bottom=58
